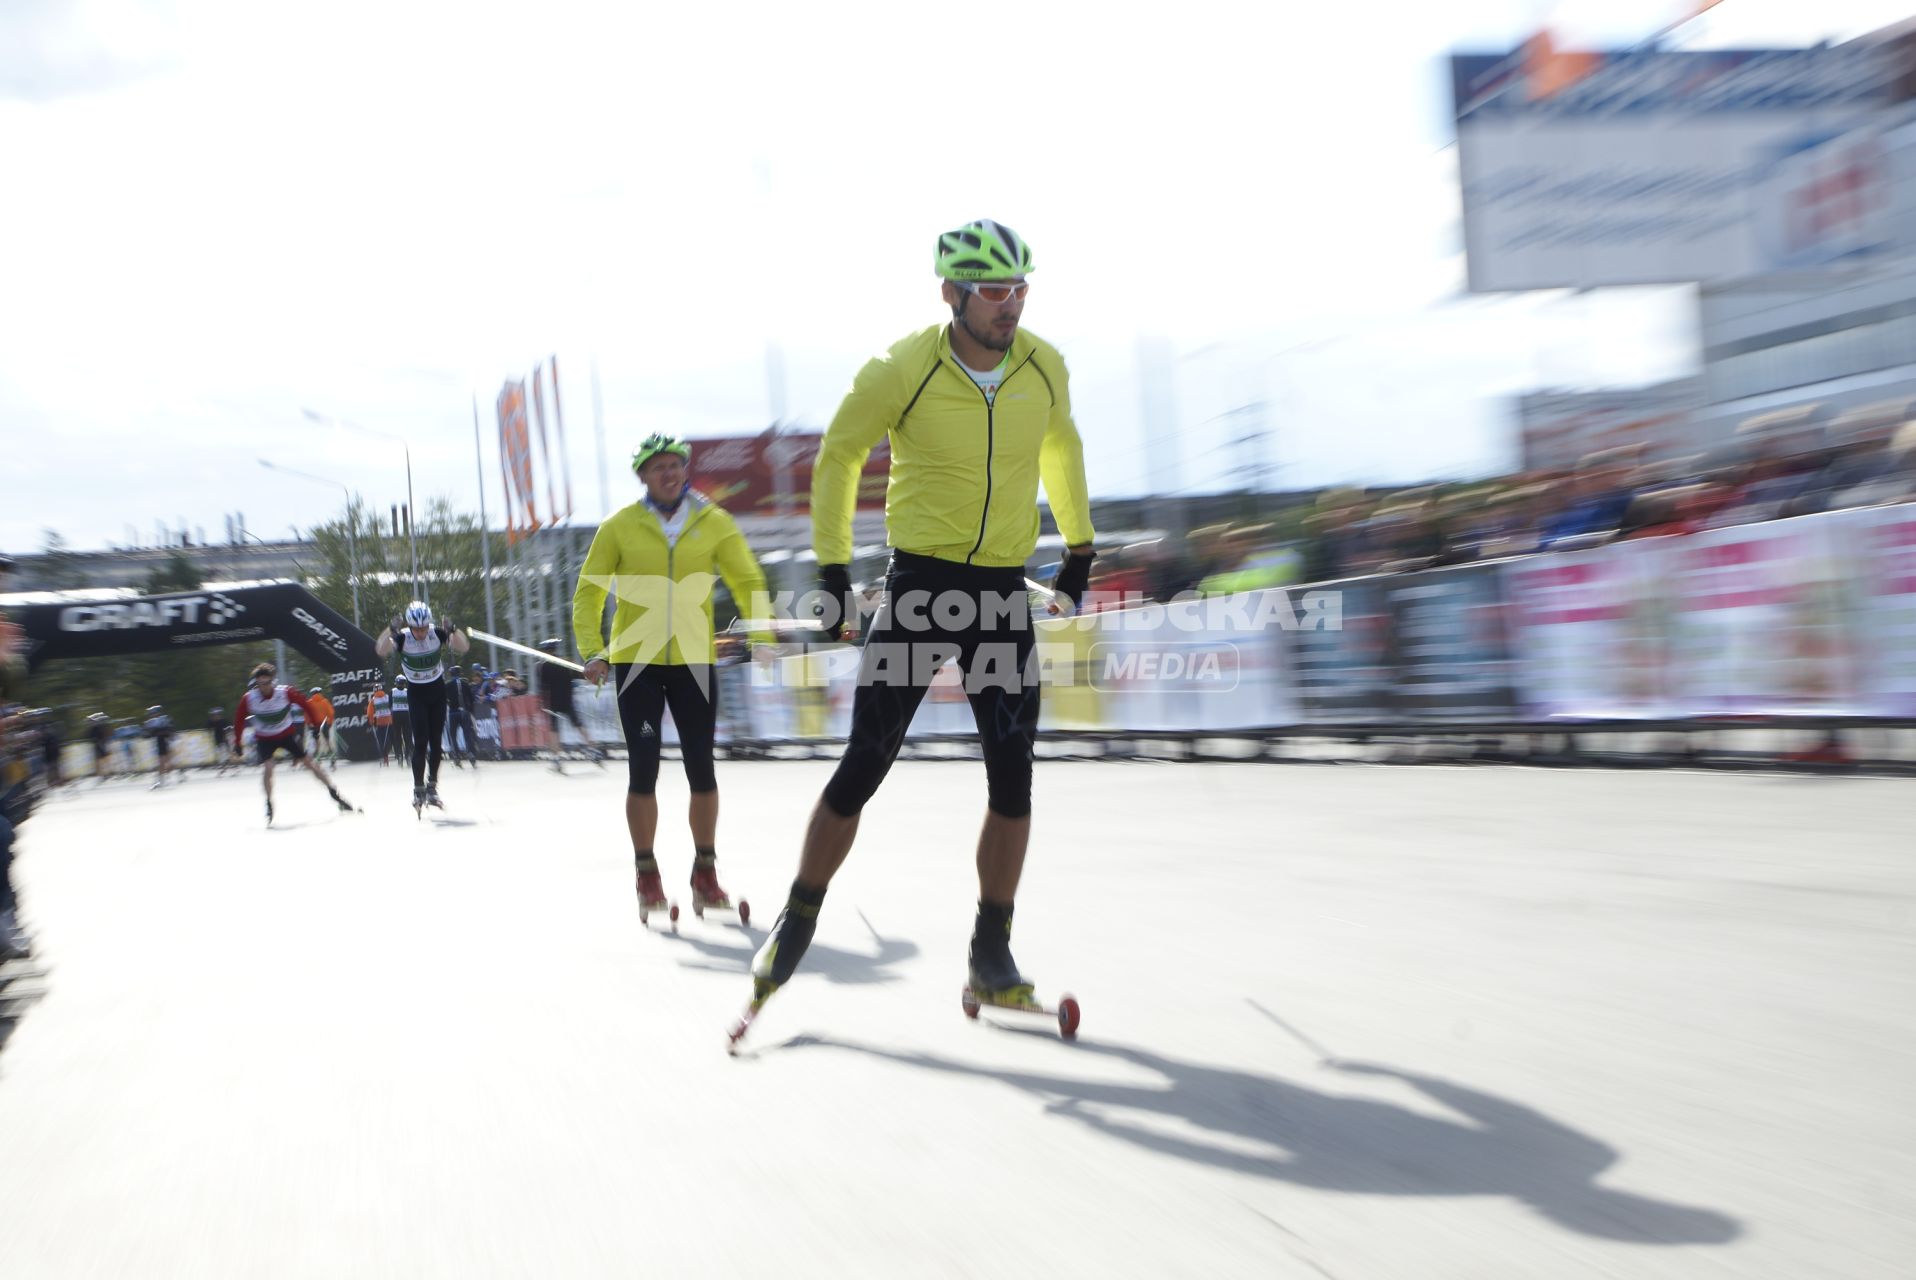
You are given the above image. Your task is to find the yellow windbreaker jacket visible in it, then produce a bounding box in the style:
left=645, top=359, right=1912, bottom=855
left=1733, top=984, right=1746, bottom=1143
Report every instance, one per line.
left=571, top=491, right=773, bottom=666
left=811, top=324, right=1094, bottom=568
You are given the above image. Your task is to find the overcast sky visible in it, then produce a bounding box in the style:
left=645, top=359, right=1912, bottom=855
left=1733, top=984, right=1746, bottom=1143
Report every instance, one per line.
left=2, top=0, right=1908, bottom=553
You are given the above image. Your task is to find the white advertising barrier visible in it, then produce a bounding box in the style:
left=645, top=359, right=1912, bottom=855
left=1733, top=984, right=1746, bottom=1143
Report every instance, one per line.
left=1501, top=542, right=1677, bottom=719
left=726, top=588, right=1312, bottom=741
left=1034, top=595, right=1299, bottom=733
left=740, top=647, right=859, bottom=742
left=68, top=731, right=222, bottom=775
left=1658, top=514, right=1865, bottom=717
left=571, top=681, right=626, bottom=745
left=169, top=730, right=221, bottom=768
left=545, top=519, right=1916, bottom=745
left=1848, top=504, right=1916, bottom=716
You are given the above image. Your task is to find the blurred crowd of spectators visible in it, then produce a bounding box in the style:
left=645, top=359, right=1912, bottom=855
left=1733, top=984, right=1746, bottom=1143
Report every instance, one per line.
left=1066, top=414, right=1916, bottom=607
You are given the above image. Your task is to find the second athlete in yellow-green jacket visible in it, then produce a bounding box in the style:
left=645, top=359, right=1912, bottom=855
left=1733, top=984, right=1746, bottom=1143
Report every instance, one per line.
left=571, top=433, right=775, bottom=928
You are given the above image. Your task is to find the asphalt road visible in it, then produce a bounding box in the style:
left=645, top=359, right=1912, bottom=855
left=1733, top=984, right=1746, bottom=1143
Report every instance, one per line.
left=2, top=758, right=1910, bottom=1278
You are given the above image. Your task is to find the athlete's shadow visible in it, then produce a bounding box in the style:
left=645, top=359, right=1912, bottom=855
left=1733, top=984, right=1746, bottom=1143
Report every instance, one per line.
left=779, top=1031, right=1741, bottom=1246
left=0, top=958, right=51, bottom=1068
left=662, top=908, right=918, bottom=986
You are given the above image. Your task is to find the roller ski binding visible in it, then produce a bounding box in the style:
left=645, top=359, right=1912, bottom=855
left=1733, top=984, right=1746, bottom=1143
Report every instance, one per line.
left=960, top=904, right=1080, bottom=1039
left=636, top=860, right=678, bottom=931
left=689, top=855, right=749, bottom=925
left=960, top=984, right=1082, bottom=1039
left=727, top=896, right=818, bottom=1052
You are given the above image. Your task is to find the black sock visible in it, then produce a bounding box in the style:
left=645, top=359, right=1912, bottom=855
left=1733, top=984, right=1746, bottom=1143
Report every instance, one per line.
left=694, top=846, right=717, bottom=867
left=973, top=899, right=1014, bottom=945
left=635, top=851, right=658, bottom=873
left=785, top=879, right=826, bottom=919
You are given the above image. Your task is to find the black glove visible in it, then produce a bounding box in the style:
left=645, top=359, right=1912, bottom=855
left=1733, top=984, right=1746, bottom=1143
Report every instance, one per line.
left=816, top=564, right=854, bottom=641
left=1053, top=548, right=1097, bottom=611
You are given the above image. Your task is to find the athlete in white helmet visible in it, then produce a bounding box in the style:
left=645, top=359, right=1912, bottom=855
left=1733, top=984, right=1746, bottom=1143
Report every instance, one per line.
left=375, top=600, right=470, bottom=815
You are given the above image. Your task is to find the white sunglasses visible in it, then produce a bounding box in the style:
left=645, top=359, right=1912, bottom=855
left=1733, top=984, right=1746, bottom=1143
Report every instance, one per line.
left=957, top=279, right=1029, bottom=303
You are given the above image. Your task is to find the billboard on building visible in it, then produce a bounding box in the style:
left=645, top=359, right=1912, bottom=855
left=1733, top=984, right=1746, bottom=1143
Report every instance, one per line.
left=1453, top=41, right=1900, bottom=291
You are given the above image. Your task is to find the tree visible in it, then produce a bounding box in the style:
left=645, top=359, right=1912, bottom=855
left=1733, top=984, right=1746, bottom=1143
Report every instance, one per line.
left=306, top=497, right=392, bottom=631
left=307, top=495, right=504, bottom=637
left=143, top=551, right=201, bottom=596
left=35, top=529, right=90, bottom=592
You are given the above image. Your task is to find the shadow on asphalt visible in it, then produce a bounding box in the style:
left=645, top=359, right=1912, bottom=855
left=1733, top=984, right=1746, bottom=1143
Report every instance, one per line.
left=773, top=1030, right=1742, bottom=1247
left=0, top=958, right=50, bottom=1067
left=658, top=906, right=920, bottom=986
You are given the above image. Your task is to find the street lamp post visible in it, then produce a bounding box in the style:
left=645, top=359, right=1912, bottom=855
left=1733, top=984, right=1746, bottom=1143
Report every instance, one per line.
left=259, top=460, right=360, bottom=626
left=302, top=409, right=421, bottom=601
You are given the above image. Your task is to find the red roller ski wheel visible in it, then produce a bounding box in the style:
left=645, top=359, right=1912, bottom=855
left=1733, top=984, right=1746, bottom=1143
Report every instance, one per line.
left=1057, top=996, right=1081, bottom=1039
left=738, top=899, right=751, bottom=927
left=961, top=989, right=981, bottom=1020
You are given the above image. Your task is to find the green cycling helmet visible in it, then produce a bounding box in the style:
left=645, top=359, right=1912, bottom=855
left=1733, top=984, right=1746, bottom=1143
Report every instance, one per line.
left=631, top=433, right=691, bottom=473
left=935, top=219, right=1034, bottom=280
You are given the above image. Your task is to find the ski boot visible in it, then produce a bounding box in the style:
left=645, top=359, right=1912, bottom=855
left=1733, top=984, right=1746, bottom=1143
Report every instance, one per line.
left=728, top=891, right=821, bottom=1051
left=329, top=787, right=356, bottom=813
left=412, top=786, right=426, bottom=819
left=265, top=797, right=275, bottom=827
left=425, top=786, right=445, bottom=811
left=966, top=901, right=1036, bottom=1005
left=689, top=854, right=749, bottom=925
left=958, top=902, right=1080, bottom=1037
left=635, top=858, right=677, bottom=929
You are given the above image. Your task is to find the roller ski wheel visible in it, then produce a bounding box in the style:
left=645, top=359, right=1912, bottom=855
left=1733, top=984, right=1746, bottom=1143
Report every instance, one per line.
left=688, top=863, right=748, bottom=926
left=960, top=986, right=1081, bottom=1040
left=638, top=898, right=680, bottom=932
left=636, top=871, right=678, bottom=932
left=693, top=898, right=751, bottom=926
left=726, top=979, right=778, bottom=1055
left=726, top=1004, right=759, bottom=1054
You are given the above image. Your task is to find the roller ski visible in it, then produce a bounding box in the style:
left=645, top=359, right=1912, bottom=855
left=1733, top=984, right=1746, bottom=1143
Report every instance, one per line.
left=635, top=860, right=678, bottom=931
left=412, top=787, right=425, bottom=819
left=328, top=787, right=359, bottom=814
left=264, top=798, right=274, bottom=827
left=689, top=855, right=750, bottom=925
left=960, top=985, right=1081, bottom=1039
left=727, top=892, right=820, bottom=1053
left=960, top=903, right=1080, bottom=1039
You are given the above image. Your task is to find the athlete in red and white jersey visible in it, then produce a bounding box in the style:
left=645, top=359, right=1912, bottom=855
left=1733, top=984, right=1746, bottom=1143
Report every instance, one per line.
left=231, top=661, right=356, bottom=826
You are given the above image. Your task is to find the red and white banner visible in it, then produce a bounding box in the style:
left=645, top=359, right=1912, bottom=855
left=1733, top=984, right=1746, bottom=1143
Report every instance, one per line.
left=689, top=428, right=890, bottom=517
